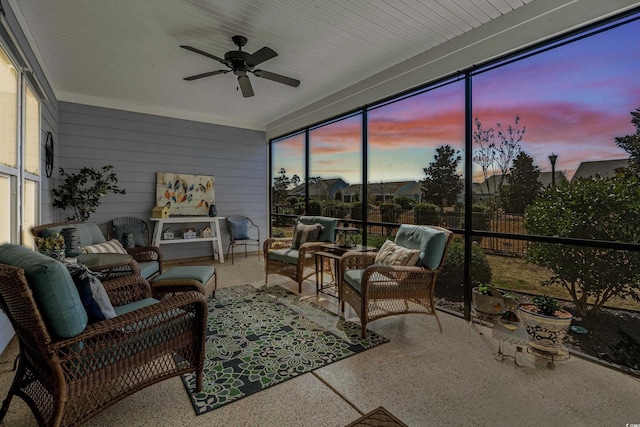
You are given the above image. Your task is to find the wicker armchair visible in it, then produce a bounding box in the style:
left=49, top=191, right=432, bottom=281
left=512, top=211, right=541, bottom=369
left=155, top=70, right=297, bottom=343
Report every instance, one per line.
left=106, top=217, right=164, bottom=280
left=264, top=216, right=338, bottom=293
left=340, top=225, right=453, bottom=338
left=0, top=262, right=207, bottom=427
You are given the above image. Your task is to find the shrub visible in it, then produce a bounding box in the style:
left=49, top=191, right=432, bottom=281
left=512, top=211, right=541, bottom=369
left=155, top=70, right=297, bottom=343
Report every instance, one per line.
left=436, top=239, right=492, bottom=301
left=395, top=196, right=416, bottom=209
left=380, top=203, right=401, bottom=223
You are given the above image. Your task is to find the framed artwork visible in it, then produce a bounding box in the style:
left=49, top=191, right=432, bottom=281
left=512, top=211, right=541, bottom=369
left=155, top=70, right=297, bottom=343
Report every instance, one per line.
left=156, top=172, right=215, bottom=216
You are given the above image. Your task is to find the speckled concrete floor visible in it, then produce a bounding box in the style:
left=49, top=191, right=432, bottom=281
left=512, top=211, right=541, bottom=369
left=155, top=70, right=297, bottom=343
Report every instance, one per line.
left=1, top=254, right=639, bottom=426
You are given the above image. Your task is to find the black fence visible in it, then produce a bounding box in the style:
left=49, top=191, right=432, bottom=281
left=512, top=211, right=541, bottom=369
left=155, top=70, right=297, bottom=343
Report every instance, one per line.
left=271, top=205, right=527, bottom=256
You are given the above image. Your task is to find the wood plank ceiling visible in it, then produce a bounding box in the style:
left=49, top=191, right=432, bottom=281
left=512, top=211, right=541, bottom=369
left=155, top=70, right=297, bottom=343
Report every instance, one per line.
left=12, top=0, right=533, bottom=131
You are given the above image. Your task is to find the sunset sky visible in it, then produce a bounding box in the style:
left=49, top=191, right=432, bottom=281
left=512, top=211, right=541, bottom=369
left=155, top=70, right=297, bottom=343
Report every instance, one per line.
left=273, top=14, right=639, bottom=186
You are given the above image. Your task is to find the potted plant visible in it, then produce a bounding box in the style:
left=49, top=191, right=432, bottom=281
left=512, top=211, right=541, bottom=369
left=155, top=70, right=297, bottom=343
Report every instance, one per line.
left=518, top=295, right=573, bottom=354
left=52, top=165, right=126, bottom=221
left=34, top=233, right=66, bottom=261
left=472, top=284, right=505, bottom=317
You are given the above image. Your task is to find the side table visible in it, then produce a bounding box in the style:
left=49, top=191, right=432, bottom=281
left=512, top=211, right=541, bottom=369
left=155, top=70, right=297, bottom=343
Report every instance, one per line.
left=314, top=244, right=376, bottom=299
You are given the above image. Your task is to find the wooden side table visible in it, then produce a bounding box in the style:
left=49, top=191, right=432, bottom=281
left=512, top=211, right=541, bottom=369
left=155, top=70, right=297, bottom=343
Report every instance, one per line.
left=314, top=244, right=376, bottom=299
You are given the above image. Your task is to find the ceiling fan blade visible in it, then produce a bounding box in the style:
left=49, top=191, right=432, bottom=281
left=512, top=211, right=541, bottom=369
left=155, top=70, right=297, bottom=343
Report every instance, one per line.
left=246, top=47, right=277, bottom=67
left=237, top=75, right=254, bottom=97
left=252, top=69, right=300, bottom=87
left=180, top=45, right=227, bottom=65
left=184, top=70, right=229, bottom=81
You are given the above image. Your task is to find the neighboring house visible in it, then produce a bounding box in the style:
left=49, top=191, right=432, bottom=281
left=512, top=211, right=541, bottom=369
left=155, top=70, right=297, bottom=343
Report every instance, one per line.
left=572, top=158, right=630, bottom=180
left=342, top=181, right=421, bottom=204
left=289, top=178, right=349, bottom=201
left=473, top=172, right=568, bottom=203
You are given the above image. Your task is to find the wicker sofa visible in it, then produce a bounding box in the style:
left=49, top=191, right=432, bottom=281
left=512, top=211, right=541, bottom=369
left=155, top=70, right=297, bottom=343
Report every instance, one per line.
left=0, top=244, right=206, bottom=427
left=32, top=221, right=163, bottom=281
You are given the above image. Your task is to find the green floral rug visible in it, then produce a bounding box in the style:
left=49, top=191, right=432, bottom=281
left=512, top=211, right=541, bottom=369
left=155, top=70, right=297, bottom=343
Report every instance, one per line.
left=181, top=284, right=388, bottom=415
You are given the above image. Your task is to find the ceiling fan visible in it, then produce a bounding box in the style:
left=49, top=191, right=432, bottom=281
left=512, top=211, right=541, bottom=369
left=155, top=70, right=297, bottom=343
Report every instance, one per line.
left=181, top=35, right=300, bottom=97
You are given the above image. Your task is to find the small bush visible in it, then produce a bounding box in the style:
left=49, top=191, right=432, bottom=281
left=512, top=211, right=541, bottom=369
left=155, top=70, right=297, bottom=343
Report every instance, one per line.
left=414, top=203, right=441, bottom=225
left=436, top=239, right=492, bottom=301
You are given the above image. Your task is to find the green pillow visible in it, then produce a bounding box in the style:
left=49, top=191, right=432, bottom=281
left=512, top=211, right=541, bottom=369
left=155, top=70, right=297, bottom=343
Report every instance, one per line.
left=394, top=225, right=447, bottom=270
left=0, top=244, right=88, bottom=338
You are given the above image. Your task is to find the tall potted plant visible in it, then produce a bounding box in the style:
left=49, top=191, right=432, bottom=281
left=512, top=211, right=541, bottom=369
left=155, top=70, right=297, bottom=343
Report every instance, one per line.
left=518, top=295, right=573, bottom=354
left=52, top=165, right=126, bottom=221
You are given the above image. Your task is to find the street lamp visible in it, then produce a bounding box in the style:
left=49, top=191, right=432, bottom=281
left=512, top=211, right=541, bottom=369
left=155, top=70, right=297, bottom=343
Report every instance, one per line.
left=548, top=153, right=558, bottom=188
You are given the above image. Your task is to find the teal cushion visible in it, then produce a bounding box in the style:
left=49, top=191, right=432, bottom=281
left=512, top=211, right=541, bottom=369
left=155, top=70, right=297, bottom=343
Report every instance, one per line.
left=0, top=244, right=87, bottom=338
left=42, top=223, right=106, bottom=248
left=153, top=266, right=215, bottom=284
left=298, top=216, right=337, bottom=242
left=114, top=297, right=158, bottom=316
left=138, top=261, right=160, bottom=280
left=343, top=269, right=363, bottom=293
left=268, top=248, right=313, bottom=265
left=394, top=225, right=447, bottom=270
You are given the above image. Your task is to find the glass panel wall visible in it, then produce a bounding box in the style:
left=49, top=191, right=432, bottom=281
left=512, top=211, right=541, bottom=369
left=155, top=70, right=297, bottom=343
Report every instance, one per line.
left=268, top=10, right=640, bottom=373
left=309, top=113, right=362, bottom=225
left=367, top=80, right=465, bottom=248
left=0, top=48, right=17, bottom=169
left=270, top=132, right=305, bottom=237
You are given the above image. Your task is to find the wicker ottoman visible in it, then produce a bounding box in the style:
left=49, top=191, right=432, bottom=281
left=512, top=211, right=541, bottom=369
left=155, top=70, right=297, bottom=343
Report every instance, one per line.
left=150, top=265, right=217, bottom=299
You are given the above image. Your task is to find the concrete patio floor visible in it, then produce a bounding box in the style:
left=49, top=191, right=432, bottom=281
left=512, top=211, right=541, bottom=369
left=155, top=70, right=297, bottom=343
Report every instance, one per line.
left=1, top=253, right=639, bottom=426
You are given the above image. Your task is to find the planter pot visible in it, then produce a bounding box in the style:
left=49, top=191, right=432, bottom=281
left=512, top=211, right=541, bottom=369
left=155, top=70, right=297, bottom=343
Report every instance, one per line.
left=472, top=287, right=504, bottom=316
left=518, top=303, right=573, bottom=354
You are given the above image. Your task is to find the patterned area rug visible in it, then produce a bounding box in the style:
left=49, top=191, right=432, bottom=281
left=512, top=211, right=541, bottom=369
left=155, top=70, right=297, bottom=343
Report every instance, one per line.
left=181, top=284, right=389, bottom=415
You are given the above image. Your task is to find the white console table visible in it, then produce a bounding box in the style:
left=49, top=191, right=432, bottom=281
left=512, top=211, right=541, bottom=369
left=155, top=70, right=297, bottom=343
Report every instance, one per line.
left=151, top=216, right=225, bottom=263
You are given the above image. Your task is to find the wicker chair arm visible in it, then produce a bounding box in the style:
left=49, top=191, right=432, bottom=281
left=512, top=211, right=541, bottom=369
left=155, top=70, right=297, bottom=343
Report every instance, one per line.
left=360, top=264, right=436, bottom=295
left=127, top=246, right=163, bottom=264
left=264, top=237, right=293, bottom=254
left=102, top=274, right=152, bottom=306
left=340, top=252, right=376, bottom=270
left=51, top=291, right=207, bottom=363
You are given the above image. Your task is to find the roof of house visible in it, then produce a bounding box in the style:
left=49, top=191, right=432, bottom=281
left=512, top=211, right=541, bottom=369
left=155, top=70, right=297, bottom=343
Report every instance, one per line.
left=572, top=159, right=630, bottom=180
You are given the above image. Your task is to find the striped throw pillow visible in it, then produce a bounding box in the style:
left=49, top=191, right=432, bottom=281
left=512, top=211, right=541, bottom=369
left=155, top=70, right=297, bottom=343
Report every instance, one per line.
left=374, top=239, right=420, bottom=266
left=291, top=223, right=324, bottom=249
left=81, top=239, right=128, bottom=254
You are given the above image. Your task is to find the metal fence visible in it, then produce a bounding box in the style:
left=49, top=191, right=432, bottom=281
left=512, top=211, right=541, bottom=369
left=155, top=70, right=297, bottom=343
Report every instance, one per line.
left=271, top=206, right=527, bottom=256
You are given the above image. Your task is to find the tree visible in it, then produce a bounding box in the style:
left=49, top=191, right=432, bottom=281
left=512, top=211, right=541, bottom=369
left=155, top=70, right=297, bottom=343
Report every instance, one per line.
left=272, top=168, right=299, bottom=206
left=494, top=116, right=525, bottom=191
left=615, top=107, right=640, bottom=175
left=499, top=151, right=542, bottom=214
left=472, top=118, right=496, bottom=206
left=525, top=175, right=640, bottom=318
left=421, top=145, right=463, bottom=212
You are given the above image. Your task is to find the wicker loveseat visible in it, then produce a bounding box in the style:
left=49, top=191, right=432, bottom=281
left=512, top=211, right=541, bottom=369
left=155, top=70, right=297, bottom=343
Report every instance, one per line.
left=0, top=244, right=206, bottom=427
left=32, top=221, right=163, bottom=281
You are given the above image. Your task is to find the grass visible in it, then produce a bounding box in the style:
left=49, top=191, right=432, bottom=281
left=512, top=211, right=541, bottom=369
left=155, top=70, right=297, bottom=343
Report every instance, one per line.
left=487, top=254, right=640, bottom=311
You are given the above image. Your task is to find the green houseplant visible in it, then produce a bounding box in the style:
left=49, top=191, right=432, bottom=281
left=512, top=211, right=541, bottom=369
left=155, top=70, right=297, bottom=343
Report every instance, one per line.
left=518, top=295, right=573, bottom=354
left=52, top=165, right=126, bottom=221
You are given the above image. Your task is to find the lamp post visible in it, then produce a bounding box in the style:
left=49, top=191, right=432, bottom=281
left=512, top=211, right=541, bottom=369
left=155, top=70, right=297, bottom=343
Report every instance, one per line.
left=548, top=153, right=558, bottom=188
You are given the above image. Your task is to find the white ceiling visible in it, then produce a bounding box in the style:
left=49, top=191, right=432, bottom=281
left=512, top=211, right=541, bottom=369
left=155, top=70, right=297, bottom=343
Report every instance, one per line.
left=13, top=0, right=537, bottom=132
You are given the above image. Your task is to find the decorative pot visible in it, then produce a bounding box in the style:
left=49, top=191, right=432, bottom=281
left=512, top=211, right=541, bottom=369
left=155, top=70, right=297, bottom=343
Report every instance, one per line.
left=472, top=287, right=504, bottom=316
left=518, top=303, right=573, bottom=354
left=60, top=227, right=82, bottom=257
left=208, top=204, right=217, bottom=217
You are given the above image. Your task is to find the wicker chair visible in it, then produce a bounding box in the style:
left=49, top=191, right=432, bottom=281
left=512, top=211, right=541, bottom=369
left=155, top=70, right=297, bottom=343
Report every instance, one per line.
left=340, top=225, right=453, bottom=338
left=0, top=262, right=207, bottom=427
left=225, top=215, right=261, bottom=264
left=263, top=216, right=338, bottom=293
left=106, top=217, right=164, bottom=280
